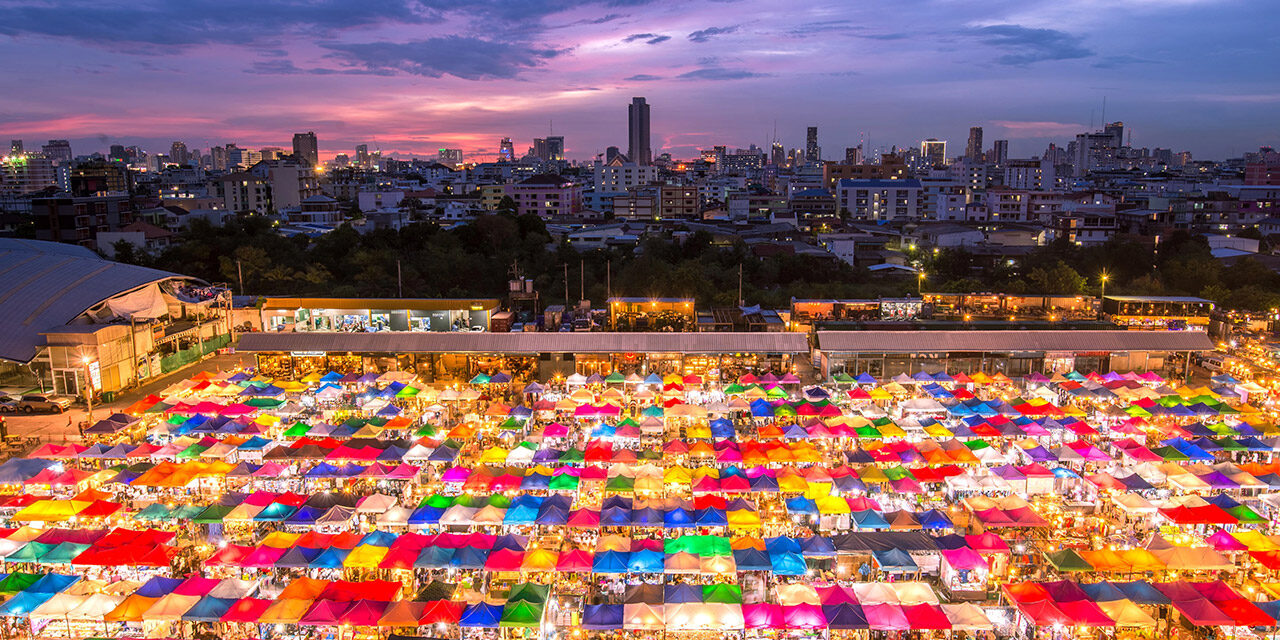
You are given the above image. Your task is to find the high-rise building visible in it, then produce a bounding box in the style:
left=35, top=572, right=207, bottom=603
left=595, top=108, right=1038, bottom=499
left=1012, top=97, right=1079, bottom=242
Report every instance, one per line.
left=499, top=138, right=515, bottom=162
left=1104, top=121, right=1125, bottom=147
left=545, top=136, right=564, bottom=162
left=606, top=146, right=622, bottom=164
left=41, top=140, right=72, bottom=165
left=628, top=97, right=651, bottom=166
left=532, top=138, right=549, bottom=162
left=169, top=141, right=190, bottom=166
left=108, top=145, right=127, bottom=162
left=844, top=146, right=863, bottom=165
left=355, top=144, right=369, bottom=167
left=438, top=148, right=464, bottom=167
left=965, top=127, right=984, bottom=162
left=772, top=142, right=786, bottom=167
left=291, top=131, right=319, bottom=166
left=991, top=140, right=1009, bottom=165
left=805, top=127, right=819, bottom=162
left=920, top=139, right=947, bottom=166
left=9, top=140, right=23, bottom=155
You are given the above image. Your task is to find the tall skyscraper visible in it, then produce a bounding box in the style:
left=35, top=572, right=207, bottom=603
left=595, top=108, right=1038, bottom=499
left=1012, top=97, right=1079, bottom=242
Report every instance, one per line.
left=965, top=127, right=984, bottom=161
left=844, top=146, right=863, bottom=165
left=41, top=140, right=72, bottom=165
left=991, top=140, right=1009, bottom=165
left=499, top=138, right=515, bottom=162
left=169, top=141, right=190, bottom=166
left=532, top=138, right=549, bottom=162
left=355, top=144, right=369, bottom=167
left=545, top=136, right=564, bottom=162
left=771, top=142, right=785, bottom=167
left=628, top=97, right=651, bottom=165
left=1104, top=121, right=1125, bottom=147
left=805, top=127, right=819, bottom=162
left=292, top=131, right=319, bottom=166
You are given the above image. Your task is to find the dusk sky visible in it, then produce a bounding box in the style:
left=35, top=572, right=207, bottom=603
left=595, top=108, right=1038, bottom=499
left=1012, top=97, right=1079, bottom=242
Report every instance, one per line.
left=2, top=0, right=1277, bottom=162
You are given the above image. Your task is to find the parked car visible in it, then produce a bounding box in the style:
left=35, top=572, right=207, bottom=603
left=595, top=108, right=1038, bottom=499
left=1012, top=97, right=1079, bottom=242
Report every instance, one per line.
left=14, top=394, right=72, bottom=413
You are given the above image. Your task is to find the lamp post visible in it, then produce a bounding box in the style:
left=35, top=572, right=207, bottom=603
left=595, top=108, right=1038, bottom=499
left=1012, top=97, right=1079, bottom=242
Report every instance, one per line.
left=917, top=271, right=926, bottom=296
left=1099, top=272, right=1110, bottom=320
left=81, top=356, right=94, bottom=423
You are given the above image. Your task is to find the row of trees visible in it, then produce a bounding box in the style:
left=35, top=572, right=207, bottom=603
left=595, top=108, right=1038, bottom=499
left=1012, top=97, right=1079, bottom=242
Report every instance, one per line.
left=920, top=232, right=1280, bottom=311
left=116, top=217, right=1280, bottom=311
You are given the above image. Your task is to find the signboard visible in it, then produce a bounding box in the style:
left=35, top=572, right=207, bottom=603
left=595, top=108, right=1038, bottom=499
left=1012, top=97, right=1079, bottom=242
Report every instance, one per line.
left=88, top=361, right=101, bottom=391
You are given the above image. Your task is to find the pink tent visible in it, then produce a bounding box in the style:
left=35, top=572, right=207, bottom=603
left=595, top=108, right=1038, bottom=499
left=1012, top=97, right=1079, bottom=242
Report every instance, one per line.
left=903, top=603, right=952, bottom=630
left=942, top=547, right=989, bottom=570
left=556, top=549, right=594, bottom=572
left=863, top=604, right=910, bottom=630
left=743, top=604, right=783, bottom=629
left=784, top=603, right=828, bottom=629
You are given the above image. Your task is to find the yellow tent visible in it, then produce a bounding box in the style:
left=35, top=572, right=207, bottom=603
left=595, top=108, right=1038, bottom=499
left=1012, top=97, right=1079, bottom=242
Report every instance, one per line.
left=815, top=495, right=851, bottom=514
left=258, top=598, right=312, bottom=625
left=1097, top=599, right=1157, bottom=628
left=521, top=549, right=559, bottom=571
left=727, top=510, right=762, bottom=527
left=343, top=545, right=389, bottom=569
left=11, top=499, right=91, bottom=522
left=104, top=595, right=157, bottom=622
left=259, top=532, right=302, bottom=548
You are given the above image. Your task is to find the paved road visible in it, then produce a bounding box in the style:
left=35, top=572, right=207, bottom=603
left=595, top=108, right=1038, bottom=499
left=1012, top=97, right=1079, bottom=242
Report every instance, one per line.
left=2, top=352, right=251, bottom=444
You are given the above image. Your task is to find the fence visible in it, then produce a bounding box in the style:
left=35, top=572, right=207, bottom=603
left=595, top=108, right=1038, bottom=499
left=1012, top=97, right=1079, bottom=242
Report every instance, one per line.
left=159, top=333, right=231, bottom=374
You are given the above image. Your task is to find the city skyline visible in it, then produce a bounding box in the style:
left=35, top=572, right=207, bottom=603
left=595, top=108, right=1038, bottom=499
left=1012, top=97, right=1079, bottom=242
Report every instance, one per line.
left=1, top=0, right=1277, bottom=162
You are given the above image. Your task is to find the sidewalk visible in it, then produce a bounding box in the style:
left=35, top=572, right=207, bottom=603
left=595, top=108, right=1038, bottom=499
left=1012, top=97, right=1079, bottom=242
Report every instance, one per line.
left=4, top=351, right=252, bottom=444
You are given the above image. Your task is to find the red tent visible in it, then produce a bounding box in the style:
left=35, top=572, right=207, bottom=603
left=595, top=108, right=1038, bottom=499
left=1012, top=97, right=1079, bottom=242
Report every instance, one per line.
left=902, top=603, right=952, bottom=630
left=220, top=598, right=272, bottom=623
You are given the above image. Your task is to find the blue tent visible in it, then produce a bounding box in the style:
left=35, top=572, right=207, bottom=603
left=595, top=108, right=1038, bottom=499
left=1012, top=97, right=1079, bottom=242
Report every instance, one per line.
left=282, top=506, right=325, bottom=525
left=664, top=508, right=696, bottom=528
left=503, top=503, right=540, bottom=525
left=460, top=603, right=503, bottom=628
left=631, top=508, right=664, bottom=527
left=852, top=510, right=890, bottom=530
left=182, top=596, right=236, bottom=622
left=361, top=531, right=397, bottom=547
left=823, top=603, right=869, bottom=629
left=450, top=546, right=488, bottom=569
left=732, top=548, right=772, bottom=571
left=309, top=547, right=351, bottom=569
left=765, top=537, right=802, bottom=554
left=750, top=399, right=775, bottom=417
left=415, top=546, right=455, bottom=569
left=1079, top=581, right=1127, bottom=602
left=1113, top=581, right=1171, bottom=605
left=665, top=583, right=704, bottom=603
left=0, top=591, right=54, bottom=618
left=749, top=475, right=779, bottom=492
left=275, top=546, right=322, bottom=568
left=872, top=548, right=917, bottom=572
left=769, top=551, right=808, bottom=575
left=600, top=506, right=632, bottom=527
left=693, top=508, right=727, bottom=526
left=592, top=550, right=630, bottom=574
left=492, top=535, right=527, bottom=553
left=135, top=576, right=182, bottom=598
left=799, top=536, right=836, bottom=556
left=917, top=509, right=954, bottom=529
left=582, top=604, right=624, bottom=629
left=786, top=496, right=818, bottom=515
left=626, top=549, right=664, bottom=573
left=855, top=373, right=877, bottom=384
left=428, top=447, right=459, bottom=463
left=534, top=506, right=569, bottom=525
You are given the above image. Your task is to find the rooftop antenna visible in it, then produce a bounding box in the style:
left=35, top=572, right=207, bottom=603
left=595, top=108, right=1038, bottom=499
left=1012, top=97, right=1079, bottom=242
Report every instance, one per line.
left=1101, top=95, right=1107, bottom=126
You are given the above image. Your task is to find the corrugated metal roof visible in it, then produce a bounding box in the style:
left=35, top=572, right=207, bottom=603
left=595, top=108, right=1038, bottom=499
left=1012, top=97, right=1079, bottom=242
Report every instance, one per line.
left=816, top=330, right=1214, bottom=353
left=0, top=239, right=194, bottom=363
left=237, top=331, right=810, bottom=354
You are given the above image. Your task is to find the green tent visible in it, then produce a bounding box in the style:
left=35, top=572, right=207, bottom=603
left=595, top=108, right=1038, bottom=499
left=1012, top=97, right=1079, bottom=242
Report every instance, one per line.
left=773, top=404, right=797, bottom=417
left=506, top=582, right=550, bottom=604
left=396, top=386, right=420, bottom=398
left=854, top=426, right=881, bottom=438
left=283, top=422, right=311, bottom=438
left=604, top=372, right=626, bottom=384
left=1211, top=437, right=1246, bottom=451
left=0, top=572, right=41, bottom=595
left=722, top=384, right=746, bottom=395
left=702, top=584, right=742, bottom=604
left=641, top=406, right=664, bottom=418
left=1150, top=446, right=1190, bottom=461
left=176, top=444, right=208, bottom=459
left=765, top=387, right=788, bottom=400
left=41, top=542, right=90, bottom=565
left=559, top=448, right=584, bottom=463
left=470, top=373, right=491, bottom=385
left=1044, top=548, right=1093, bottom=572
left=487, top=494, right=513, bottom=509
left=883, top=465, right=913, bottom=482
left=166, top=415, right=187, bottom=426
left=1225, top=505, right=1267, bottom=524
left=499, top=418, right=523, bottom=430
left=173, top=504, right=206, bottom=520
left=245, top=398, right=282, bottom=408
left=499, top=601, right=544, bottom=628
left=422, top=494, right=456, bottom=509
left=193, top=504, right=234, bottom=523
left=4, top=542, right=53, bottom=564
left=665, top=535, right=731, bottom=557
left=548, top=474, right=579, bottom=490
left=617, top=417, right=639, bottom=428
left=605, top=476, right=635, bottom=492
left=132, top=503, right=175, bottom=522
left=832, top=372, right=855, bottom=383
